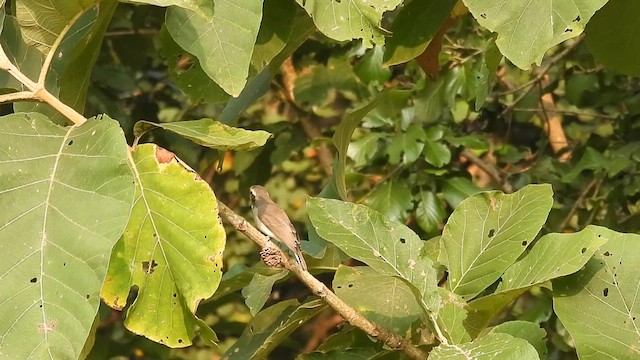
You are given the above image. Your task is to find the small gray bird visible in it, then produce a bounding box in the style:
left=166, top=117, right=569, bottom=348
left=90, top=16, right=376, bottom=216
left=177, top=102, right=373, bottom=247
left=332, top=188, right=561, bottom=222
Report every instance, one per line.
left=249, top=185, right=307, bottom=271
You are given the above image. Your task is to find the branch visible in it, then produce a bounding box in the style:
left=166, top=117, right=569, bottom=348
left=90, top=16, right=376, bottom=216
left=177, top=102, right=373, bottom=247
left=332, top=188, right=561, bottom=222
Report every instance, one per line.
left=0, top=41, right=87, bottom=125
left=460, top=149, right=513, bottom=193
left=0, top=91, right=37, bottom=103
left=217, top=201, right=429, bottom=360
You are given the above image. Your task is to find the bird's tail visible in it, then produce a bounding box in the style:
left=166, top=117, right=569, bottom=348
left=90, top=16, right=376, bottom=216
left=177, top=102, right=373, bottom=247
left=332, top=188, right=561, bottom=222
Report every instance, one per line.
left=293, top=246, right=307, bottom=271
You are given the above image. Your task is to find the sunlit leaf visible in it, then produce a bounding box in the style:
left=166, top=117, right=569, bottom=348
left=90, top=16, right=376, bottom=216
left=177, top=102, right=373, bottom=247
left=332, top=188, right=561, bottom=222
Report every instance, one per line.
left=0, top=113, right=134, bottom=358
left=296, top=0, right=402, bottom=47
left=134, top=119, right=272, bottom=152
left=165, top=0, right=263, bottom=96
left=439, top=184, right=553, bottom=299
left=100, top=144, right=226, bottom=347
left=436, top=288, right=472, bottom=344
left=463, top=0, right=607, bottom=69
left=308, top=197, right=440, bottom=312
left=334, top=266, right=422, bottom=334
left=428, top=332, right=538, bottom=359
left=553, top=229, right=640, bottom=359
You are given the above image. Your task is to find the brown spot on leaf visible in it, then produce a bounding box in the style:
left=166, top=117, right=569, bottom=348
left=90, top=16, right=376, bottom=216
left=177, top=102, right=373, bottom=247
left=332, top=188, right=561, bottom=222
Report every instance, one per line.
left=155, top=146, right=175, bottom=164
left=37, top=319, right=59, bottom=334
left=142, top=260, right=158, bottom=274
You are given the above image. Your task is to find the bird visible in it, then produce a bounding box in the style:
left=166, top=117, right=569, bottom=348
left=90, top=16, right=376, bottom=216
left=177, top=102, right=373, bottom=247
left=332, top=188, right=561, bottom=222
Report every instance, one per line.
left=249, top=185, right=307, bottom=271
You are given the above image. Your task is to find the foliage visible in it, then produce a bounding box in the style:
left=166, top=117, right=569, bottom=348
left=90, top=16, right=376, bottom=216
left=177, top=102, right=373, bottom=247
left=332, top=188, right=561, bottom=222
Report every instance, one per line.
left=1, top=0, right=640, bottom=359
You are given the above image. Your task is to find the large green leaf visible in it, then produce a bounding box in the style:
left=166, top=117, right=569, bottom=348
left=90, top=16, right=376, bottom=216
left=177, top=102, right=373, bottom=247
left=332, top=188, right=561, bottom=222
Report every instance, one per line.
left=436, top=288, right=472, bottom=344
left=333, top=97, right=382, bottom=201
left=0, top=15, right=42, bottom=90
left=498, top=225, right=609, bottom=292
left=489, top=321, right=547, bottom=360
left=0, top=113, right=134, bottom=359
left=586, top=0, right=640, bottom=77
left=383, top=0, right=456, bottom=66
left=334, top=266, right=422, bottom=334
left=363, top=179, right=413, bottom=223
left=463, top=0, right=608, bottom=69
left=428, top=332, right=539, bottom=359
left=251, top=0, right=296, bottom=72
left=296, top=0, right=402, bottom=47
left=100, top=144, right=226, bottom=347
left=224, top=299, right=328, bottom=359
left=308, top=197, right=440, bottom=312
left=134, top=119, right=272, bottom=152
left=165, top=0, right=263, bottom=96
left=439, top=184, right=553, bottom=299
left=553, top=229, right=640, bottom=359
left=15, top=0, right=99, bottom=54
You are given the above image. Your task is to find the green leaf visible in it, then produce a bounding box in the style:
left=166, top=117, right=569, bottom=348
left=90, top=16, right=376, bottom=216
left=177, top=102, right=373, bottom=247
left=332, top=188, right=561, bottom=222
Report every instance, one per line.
left=474, top=39, right=502, bottom=110
left=220, top=10, right=315, bottom=124
left=423, top=138, right=451, bottom=168
left=383, top=0, right=456, bottom=66
left=224, top=299, right=328, bottom=359
left=133, top=119, right=272, bottom=151
left=209, top=263, right=285, bottom=302
left=100, top=144, right=226, bottom=347
left=307, top=197, right=440, bottom=312
left=462, top=0, right=607, bottom=69
left=334, top=266, right=422, bottom=334
left=15, top=0, right=100, bottom=54
left=242, top=269, right=288, bottom=316
left=156, top=26, right=230, bottom=104
left=333, top=97, right=383, bottom=201
left=586, top=0, right=640, bottom=77
left=387, top=124, right=426, bottom=165
left=296, top=0, right=402, bottom=47
left=354, top=46, right=391, bottom=84
left=498, top=225, right=609, bottom=292
left=0, top=15, right=43, bottom=90
left=439, top=184, right=553, bottom=299
left=441, top=177, right=482, bottom=208
left=416, top=190, right=446, bottom=235
left=16, top=1, right=119, bottom=125
left=463, top=225, right=608, bottom=337
left=251, top=0, right=296, bottom=72
left=428, top=332, right=539, bottom=359
left=125, top=0, right=211, bottom=16
left=363, top=179, right=413, bottom=223
left=436, top=288, right=472, bottom=344
left=347, top=133, right=383, bottom=168
left=196, top=317, right=220, bottom=349
left=553, top=229, right=640, bottom=359
left=0, top=113, right=134, bottom=359
left=165, top=0, right=263, bottom=96
left=490, top=321, right=547, bottom=360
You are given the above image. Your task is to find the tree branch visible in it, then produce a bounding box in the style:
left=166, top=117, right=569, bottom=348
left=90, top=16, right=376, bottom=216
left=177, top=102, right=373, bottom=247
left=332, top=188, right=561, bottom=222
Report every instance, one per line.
left=217, top=201, right=429, bottom=360
left=460, top=149, right=513, bottom=193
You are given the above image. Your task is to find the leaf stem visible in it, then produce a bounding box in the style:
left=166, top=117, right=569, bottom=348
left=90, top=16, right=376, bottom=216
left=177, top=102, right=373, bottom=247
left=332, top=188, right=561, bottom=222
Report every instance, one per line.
left=217, top=201, right=429, bottom=360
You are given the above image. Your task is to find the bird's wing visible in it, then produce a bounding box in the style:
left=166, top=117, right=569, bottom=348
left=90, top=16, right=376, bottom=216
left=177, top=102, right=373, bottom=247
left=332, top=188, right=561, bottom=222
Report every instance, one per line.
left=257, top=202, right=300, bottom=248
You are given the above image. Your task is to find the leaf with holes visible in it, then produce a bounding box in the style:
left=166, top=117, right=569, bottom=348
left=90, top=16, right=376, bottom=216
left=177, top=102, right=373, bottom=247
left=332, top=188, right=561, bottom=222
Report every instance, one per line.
left=462, top=0, right=607, bottom=69
left=296, top=0, right=402, bottom=47
left=308, top=197, right=440, bottom=312
left=334, top=266, right=422, bottom=334
left=0, top=113, right=134, bottom=359
left=428, top=332, right=539, bottom=359
left=439, top=184, right=553, bottom=299
left=165, top=0, right=263, bottom=96
left=100, top=144, right=226, bottom=347
left=553, top=229, right=640, bottom=359
left=133, top=119, right=272, bottom=152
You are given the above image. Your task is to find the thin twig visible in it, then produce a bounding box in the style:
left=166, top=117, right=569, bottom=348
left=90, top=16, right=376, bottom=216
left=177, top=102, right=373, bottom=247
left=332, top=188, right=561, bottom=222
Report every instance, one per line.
left=460, top=149, right=513, bottom=193
left=512, top=107, right=618, bottom=120
left=217, top=201, right=430, bottom=360
left=0, top=91, right=37, bottom=103
left=559, top=177, right=602, bottom=230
